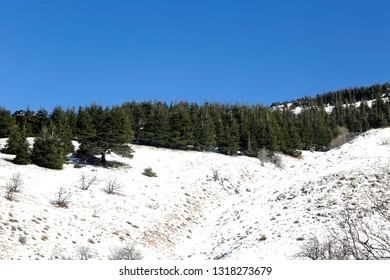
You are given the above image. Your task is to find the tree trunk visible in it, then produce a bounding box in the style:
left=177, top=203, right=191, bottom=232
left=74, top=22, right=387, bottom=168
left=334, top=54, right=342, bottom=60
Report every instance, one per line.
left=101, top=152, right=106, bottom=164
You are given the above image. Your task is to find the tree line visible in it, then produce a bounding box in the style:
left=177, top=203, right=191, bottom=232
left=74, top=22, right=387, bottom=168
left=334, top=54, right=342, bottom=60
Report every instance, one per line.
left=1, top=82, right=390, bottom=169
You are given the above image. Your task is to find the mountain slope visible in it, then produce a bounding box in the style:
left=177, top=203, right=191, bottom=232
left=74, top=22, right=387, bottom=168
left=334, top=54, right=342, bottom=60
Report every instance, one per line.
left=181, top=128, right=390, bottom=260
left=1, top=127, right=390, bottom=260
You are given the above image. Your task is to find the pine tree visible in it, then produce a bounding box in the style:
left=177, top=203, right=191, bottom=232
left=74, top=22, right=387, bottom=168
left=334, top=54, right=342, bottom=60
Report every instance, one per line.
left=3, top=125, right=21, bottom=155
left=138, top=101, right=170, bottom=147
left=168, top=102, right=194, bottom=149
left=193, top=103, right=216, bottom=151
left=31, top=126, right=66, bottom=169
left=12, top=127, right=31, bottom=165
left=217, top=106, right=240, bottom=155
left=0, top=107, right=15, bottom=138
left=4, top=125, right=31, bottom=164
left=32, top=108, right=49, bottom=135
left=77, top=105, right=133, bottom=164
left=50, top=106, right=75, bottom=154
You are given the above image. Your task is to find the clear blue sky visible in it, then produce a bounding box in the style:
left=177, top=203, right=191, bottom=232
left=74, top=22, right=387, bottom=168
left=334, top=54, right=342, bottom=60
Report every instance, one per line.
left=1, top=0, right=390, bottom=112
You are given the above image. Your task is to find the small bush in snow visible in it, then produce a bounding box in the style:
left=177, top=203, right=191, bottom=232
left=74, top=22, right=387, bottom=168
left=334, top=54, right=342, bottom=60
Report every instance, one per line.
left=108, top=243, right=142, bottom=260
left=142, top=167, right=157, bottom=177
left=330, top=126, right=352, bottom=149
left=380, top=137, right=390, bottom=146
left=104, top=177, right=123, bottom=195
left=19, top=235, right=27, bottom=245
left=211, top=168, right=220, bottom=181
left=257, top=148, right=270, bottom=165
left=271, top=155, right=283, bottom=168
left=77, top=245, right=94, bottom=260
left=77, top=173, right=99, bottom=190
left=295, top=236, right=350, bottom=260
left=4, top=172, right=23, bottom=201
left=52, top=186, right=71, bottom=208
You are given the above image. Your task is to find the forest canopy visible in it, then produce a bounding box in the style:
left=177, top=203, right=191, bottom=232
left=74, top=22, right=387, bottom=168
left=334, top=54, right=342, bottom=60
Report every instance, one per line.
left=1, top=82, right=390, bottom=168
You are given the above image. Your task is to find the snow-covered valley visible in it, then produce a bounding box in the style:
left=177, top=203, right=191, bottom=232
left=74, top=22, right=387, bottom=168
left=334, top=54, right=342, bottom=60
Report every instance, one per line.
left=1, top=128, right=390, bottom=260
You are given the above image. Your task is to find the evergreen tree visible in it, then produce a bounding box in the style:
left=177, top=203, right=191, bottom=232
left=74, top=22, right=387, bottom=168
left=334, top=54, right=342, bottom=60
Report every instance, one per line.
left=217, top=106, right=240, bottom=155
left=11, top=126, right=31, bottom=165
left=4, top=125, right=31, bottom=165
left=13, top=108, right=35, bottom=136
left=77, top=105, right=133, bottom=164
left=168, top=102, right=194, bottom=149
left=138, top=101, right=170, bottom=147
left=50, top=106, right=75, bottom=154
left=31, top=126, right=66, bottom=169
left=0, top=107, right=15, bottom=138
left=191, top=102, right=216, bottom=151
left=32, top=108, right=49, bottom=135
left=3, top=125, right=21, bottom=154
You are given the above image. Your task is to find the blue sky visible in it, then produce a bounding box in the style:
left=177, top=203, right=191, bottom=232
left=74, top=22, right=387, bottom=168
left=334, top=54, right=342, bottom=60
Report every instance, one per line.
left=1, top=0, right=390, bottom=112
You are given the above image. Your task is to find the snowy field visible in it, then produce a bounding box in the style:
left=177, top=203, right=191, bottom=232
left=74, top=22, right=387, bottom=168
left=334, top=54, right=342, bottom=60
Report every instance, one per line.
left=1, top=128, right=390, bottom=260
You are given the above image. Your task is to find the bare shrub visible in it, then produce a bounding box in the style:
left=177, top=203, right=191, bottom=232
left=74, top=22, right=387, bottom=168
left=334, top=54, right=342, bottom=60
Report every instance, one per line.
left=330, top=205, right=390, bottom=260
left=330, top=126, right=352, bottom=149
left=271, top=154, right=283, bottom=168
left=295, top=236, right=350, bottom=260
left=5, top=172, right=23, bottom=201
left=108, top=243, right=142, bottom=260
left=257, top=148, right=269, bottom=165
left=52, top=186, right=71, bottom=208
left=4, top=172, right=23, bottom=201
left=301, top=205, right=389, bottom=260
left=297, top=167, right=390, bottom=260
left=77, top=173, right=99, bottom=190
left=211, top=168, right=220, bottom=181
left=104, top=177, right=123, bottom=195
left=77, top=245, right=94, bottom=260
left=380, top=137, right=390, bottom=146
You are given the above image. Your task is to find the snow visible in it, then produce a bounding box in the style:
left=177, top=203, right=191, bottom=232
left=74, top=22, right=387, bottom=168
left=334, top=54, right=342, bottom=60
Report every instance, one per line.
left=1, top=128, right=390, bottom=260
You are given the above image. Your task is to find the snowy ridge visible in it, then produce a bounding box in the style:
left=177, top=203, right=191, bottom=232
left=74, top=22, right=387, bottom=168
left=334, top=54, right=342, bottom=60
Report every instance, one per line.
left=272, top=94, right=389, bottom=115
left=1, top=128, right=390, bottom=260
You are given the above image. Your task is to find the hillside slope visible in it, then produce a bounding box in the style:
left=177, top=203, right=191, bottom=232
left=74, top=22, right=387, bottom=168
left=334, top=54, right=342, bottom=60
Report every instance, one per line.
left=1, top=128, right=390, bottom=260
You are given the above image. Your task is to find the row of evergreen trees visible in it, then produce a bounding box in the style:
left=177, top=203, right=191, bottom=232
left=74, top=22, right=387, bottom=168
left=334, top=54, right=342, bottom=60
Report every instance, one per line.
left=1, top=82, right=390, bottom=169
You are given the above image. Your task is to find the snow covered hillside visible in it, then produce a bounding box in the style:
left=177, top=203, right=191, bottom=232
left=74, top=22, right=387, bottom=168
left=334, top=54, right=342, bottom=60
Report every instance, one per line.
left=1, top=128, right=390, bottom=260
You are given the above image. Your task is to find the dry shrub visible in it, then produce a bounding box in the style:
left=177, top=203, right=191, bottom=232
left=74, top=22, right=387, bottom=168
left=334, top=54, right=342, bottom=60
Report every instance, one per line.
left=330, top=127, right=352, bottom=149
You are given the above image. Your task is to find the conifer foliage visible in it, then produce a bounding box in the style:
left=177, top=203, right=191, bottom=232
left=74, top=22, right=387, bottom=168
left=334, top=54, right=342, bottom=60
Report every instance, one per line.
left=1, top=82, right=390, bottom=168
left=0, top=107, right=15, bottom=138
left=76, top=105, right=133, bottom=164
left=31, top=126, right=67, bottom=169
left=5, top=125, right=31, bottom=165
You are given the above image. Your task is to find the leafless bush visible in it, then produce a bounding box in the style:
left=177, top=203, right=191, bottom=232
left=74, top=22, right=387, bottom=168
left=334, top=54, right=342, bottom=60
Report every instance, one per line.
left=108, top=243, right=142, bottom=260
left=211, top=168, right=220, bottom=181
left=52, top=186, right=71, bottom=208
left=295, top=236, right=351, bottom=260
left=77, top=245, right=94, bottom=260
left=104, top=177, right=123, bottom=195
left=330, top=126, right=352, bottom=149
left=380, top=138, right=390, bottom=146
left=327, top=205, right=390, bottom=260
left=296, top=169, right=390, bottom=260
left=271, top=154, right=283, bottom=168
left=4, top=173, right=23, bottom=201
left=257, top=148, right=269, bottom=165
left=77, top=173, right=99, bottom=190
